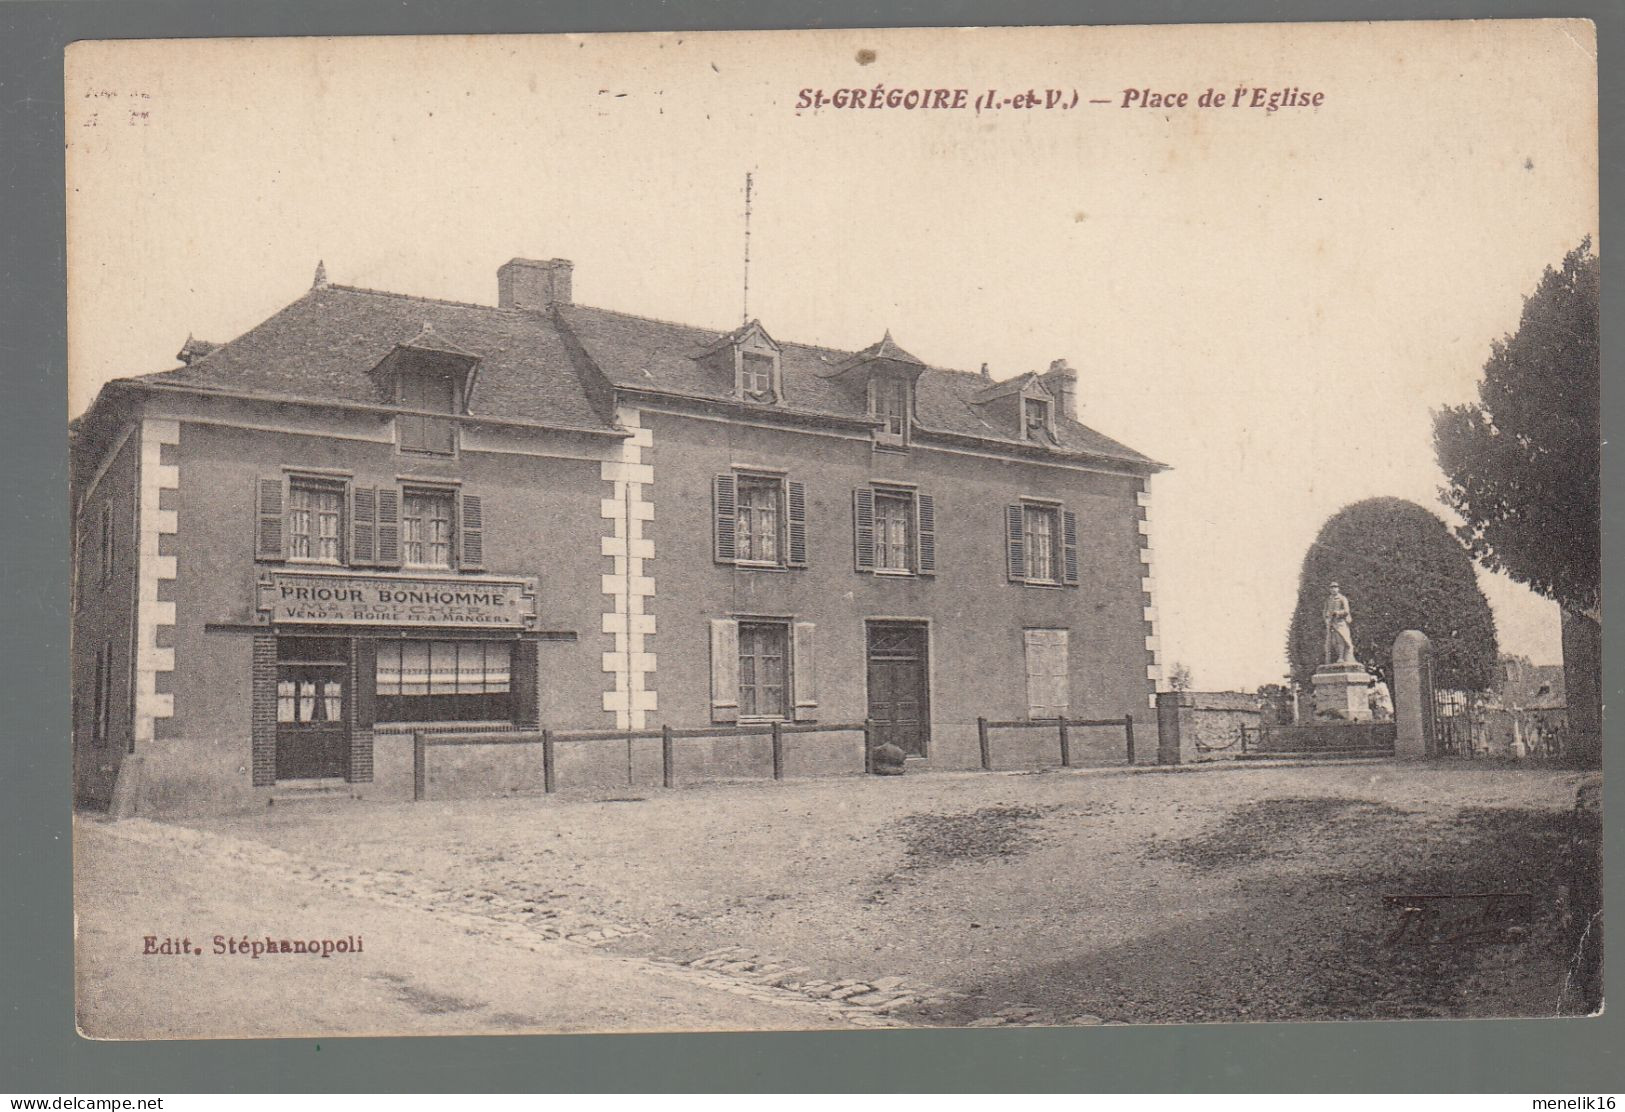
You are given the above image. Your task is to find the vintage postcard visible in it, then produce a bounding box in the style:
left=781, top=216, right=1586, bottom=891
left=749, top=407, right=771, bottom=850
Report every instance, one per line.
left=66, top=21, right=1600, bottom=1039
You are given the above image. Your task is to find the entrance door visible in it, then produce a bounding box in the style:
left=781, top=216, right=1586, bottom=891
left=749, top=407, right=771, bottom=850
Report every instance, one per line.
left=866, top=622, right=930, bottom=758
left=275, top=660, right=349, bottom=780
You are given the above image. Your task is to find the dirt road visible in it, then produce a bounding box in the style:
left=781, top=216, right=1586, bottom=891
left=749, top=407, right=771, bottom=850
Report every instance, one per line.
left=78, top=761, right=1595, bottom=1036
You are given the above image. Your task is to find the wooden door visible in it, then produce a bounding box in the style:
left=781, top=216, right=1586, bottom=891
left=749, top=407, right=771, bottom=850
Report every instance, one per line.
left=866, top=622, right=930, bottom=758
left=275, top=663, right=349, bottom=780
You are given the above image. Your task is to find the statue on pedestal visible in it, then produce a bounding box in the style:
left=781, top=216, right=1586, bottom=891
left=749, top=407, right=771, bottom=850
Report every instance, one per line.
left=1323, top=582, right=1358, bottom=667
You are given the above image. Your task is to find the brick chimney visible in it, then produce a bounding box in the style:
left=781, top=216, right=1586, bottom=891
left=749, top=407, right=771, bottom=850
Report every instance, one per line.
left=1040, top=359, right=1078, bottom=420
left=497, top=258, right=573, bottom=310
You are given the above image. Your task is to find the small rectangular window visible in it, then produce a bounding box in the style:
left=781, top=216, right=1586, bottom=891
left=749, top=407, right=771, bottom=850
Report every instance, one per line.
left=735, top=477, right=782, bottom=564
left=402, top=490, right=455, bottom=569
left=737, top=622, right=789, bottom=720
left=287, top=480, right=345, bottom=564
left=1024, top=504, right=1060, bottom=583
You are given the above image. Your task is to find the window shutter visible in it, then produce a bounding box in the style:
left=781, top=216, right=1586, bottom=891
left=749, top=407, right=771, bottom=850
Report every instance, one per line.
left=375, top=488, right=402, bottom=567
left=792, top=621, right=818, bottom=721
left=352, top=639, right=377, bottom=728
left=709, top=618, right=740, bottom=723
left=1005, top=504, right=1026, bottom=582
left=350, top=487, right=378, bottom=565
left=255, top=476, right=285, bottom=560
left=853, top=487, right=876, bottom=571
left=1062, top=509, right=1080, bottom=585
left=916, top=493, right=936, bottom=574
left=459, top=493, right=485, bottom=571
left=713, top=475, right=738, bottom=564
left=786, top=480, right=808, bottom=567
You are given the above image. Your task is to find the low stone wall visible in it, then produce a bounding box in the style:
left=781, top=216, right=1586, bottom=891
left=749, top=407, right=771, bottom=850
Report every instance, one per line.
left=1155, top=691, right=1261, bottom=764
left=1250, top=721, right=1396, bottom=754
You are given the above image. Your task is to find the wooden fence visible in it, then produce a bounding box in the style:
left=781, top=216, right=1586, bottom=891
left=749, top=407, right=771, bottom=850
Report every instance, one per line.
left=414, top=714, right=1137, bottom=801
left=975, top=715, right=1136, bottom=770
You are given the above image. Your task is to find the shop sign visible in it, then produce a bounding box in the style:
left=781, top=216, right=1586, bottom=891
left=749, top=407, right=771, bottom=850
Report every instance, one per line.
left=258, top=571, right=537, bottom=629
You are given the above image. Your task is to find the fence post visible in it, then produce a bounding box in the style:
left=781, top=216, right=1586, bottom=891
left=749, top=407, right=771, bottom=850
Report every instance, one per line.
left=542, top=728, right=555, bottom=794
left=862, top=719, right=874, bottom=774
left=977, top=716, right=992, bottom=771
left=662, top=724, right=675, bottom=790
left=1059, top=720, right=1072, bottom=768
left=413, top=733, right=425, bottom=802
left=771, top=720, right=784, bottom=781
left=1124, top=714, right=1136, bottom=765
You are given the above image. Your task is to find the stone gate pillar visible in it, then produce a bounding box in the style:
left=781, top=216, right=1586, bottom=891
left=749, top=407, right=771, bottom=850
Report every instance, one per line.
left=1392, top=630, right=1433, bottom=759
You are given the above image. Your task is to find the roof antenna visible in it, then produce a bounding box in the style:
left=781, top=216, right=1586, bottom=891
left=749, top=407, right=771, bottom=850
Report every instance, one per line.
left=741, top=171, right=753, bottom=326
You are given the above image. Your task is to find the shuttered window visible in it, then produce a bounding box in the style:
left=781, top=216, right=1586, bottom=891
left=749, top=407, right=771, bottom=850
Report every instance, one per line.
left=738, top=622, right=789, bottom=719
left=854, top=487, right=936, bottom=575
left=1024, top=629, right=1070, bottom=719
left=1007, top=502, right=1080, bottom=586
left=261, top=478, right=482, bottom=572
left=714, top=473, right=806, bottom=568
left=403, top=490, right=454, bottom=569
left=287, top=480, right=344, bottom=564
left=709, top=618, right=818, bottom=724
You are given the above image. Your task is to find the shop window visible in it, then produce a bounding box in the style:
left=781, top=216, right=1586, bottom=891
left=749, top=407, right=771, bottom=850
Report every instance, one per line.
left=403, top=490, right=455, bottom=569
left=1005, top=501, right=1080, bottom=586
left=397, top=371, right=458, bottom=456
left=287, top=479, right=345, bottom=564
left=375, top=640, right=513, bottom=723
left=853, top=486, right=935, bottom=575
left=1024, top=629, right=1071, bottom=719
left=713, top=472, right=807, bottom=568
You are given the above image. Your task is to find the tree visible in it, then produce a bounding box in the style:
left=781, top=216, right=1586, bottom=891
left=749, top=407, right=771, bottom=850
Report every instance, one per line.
left=1433, top=240, right=1600, bottom=615
left=1166, top=662, right=1194, bottom=692
left=1286, top=498, right=1499, bottom=692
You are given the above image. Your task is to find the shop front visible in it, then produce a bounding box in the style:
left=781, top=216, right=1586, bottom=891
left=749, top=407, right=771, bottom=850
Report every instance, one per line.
left=254, top=569, right=540, bottom=785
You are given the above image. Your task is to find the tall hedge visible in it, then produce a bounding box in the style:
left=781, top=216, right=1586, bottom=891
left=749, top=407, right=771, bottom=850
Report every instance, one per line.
left=1286, top=498, right=1498, bottom=692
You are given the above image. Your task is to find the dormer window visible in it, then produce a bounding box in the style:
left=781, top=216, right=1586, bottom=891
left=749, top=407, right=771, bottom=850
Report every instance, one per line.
left=705, top=320, right=785, bottom=405
left=398, top=370, right=459, bottom=456
left=1024, top=397, right=1051, bottom=440
left=742, top=352, right=777, bottom=402
left=870, top=376, right=911, bottom=448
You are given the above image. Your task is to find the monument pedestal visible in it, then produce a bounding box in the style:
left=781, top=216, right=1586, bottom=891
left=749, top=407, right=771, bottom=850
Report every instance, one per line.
left=1312, top=665, right=1373, bottom=722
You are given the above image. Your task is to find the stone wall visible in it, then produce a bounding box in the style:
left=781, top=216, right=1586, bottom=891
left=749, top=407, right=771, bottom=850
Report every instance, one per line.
left=1155, top=691, right=1261, bottom=764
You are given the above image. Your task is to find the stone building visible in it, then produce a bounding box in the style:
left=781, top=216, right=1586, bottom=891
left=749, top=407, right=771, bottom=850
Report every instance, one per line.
left=70, top=258, right=1164, bottom=815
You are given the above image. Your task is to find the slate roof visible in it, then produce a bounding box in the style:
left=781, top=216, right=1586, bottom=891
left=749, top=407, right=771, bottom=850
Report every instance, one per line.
left=139, top=285, right=613, bottom=432
left=556, top=303, right=1160, bottom=468
left=122, top=281, right=1161, bottom=469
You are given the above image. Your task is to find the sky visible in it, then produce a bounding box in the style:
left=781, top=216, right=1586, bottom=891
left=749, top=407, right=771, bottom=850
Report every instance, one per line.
left=64, top=22, right=1598, bottom=690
